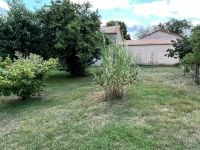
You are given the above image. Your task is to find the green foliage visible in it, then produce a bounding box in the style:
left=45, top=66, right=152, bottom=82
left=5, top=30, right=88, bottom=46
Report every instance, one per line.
left=182, top=52, right=197, bottom=64
left=182, top=52, right=200, bottom=84
left=184, top=64, right=190, bottom=75
left=183, top=25, right=200, bottom=84
left=0, top=0, right=103, bottom=77
left=106, top=21, right=131, bottom=40
left=0, top=52, right=58, bottom=100
left=37, top=0, right=103, bottom=76
left=95, top=43, right=139, bottom=99
left=0, top=0, right=43, bottom=58
left=166, top=37, right=193, bottom=59
left=190, top=25, right=200, bottom=52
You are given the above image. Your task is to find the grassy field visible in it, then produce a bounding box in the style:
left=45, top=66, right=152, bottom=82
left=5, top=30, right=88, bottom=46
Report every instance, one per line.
left=0, top=66, right=200, bottom=149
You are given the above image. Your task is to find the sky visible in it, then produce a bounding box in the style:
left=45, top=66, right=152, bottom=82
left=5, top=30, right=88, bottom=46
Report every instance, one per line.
left=1, top=0, right=200, bottom=37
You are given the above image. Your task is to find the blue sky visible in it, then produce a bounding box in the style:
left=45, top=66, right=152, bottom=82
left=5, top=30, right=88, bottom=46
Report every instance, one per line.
left=1, top=0, right=200, bottom=37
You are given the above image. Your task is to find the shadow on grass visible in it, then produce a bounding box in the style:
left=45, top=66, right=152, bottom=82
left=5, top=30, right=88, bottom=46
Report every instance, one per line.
left=1, top=96, right=33, bottom=105
left=0, top=95, right=64, bottom=114
left=1, top=96, right=42, bottom=106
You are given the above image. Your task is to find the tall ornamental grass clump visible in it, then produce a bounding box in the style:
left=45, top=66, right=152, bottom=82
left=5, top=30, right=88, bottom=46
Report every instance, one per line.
left=96, top=44, right=139, bottom=99
left=0, top=52, right=58, bottom=100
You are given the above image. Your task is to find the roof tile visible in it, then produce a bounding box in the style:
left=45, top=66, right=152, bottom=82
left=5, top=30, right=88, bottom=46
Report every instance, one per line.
left=125, top=39, right=173, bottom=46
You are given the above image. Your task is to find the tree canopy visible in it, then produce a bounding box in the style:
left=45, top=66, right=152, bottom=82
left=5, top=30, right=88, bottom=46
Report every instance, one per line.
left=0, top=0, right=103, bottom=76
left=166, top=37, right=193, bottom=59
left=162, top=18, right=192, bottom=60
left=37, top=0, right=103, bottom=76
left=154, top=18, right=192, bottom=36
left=183, top=25, right=200, bottom=84
left=135, top=25, right=154, bottom=39
left=0, top=0, right=42, bottom=58
left=190, top=25, right=200, bottom=52
left=106, top=21, right=131, bottom=40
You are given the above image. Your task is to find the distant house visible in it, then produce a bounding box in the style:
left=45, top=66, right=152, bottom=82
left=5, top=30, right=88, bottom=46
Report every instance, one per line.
left=126, top=30, right=181, bottom=65
left=103, top=27, right=181, bottom=65
left=101, top=26, right=123, bottom=45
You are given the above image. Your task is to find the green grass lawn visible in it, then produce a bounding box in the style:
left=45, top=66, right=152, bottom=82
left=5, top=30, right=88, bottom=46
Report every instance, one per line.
left=0, top=66, right=200, bottom=149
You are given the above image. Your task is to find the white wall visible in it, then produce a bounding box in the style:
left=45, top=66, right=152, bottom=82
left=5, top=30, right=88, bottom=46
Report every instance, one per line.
left=128, top=45, right=179, bottom=65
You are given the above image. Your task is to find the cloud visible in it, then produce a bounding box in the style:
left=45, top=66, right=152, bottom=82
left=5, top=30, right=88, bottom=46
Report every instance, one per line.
left=133, top=0, right=200, bottom=19
left=71, top=0, right=130, bottom=10
left=0, top=0, right=9, bottom=10
left=72, top=0, right=200, bottom=28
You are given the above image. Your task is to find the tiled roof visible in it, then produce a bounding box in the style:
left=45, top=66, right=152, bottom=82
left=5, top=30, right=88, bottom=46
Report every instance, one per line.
left=126, top=39, right=173, bottom=46
left=101, top=26, right=120, bottom=34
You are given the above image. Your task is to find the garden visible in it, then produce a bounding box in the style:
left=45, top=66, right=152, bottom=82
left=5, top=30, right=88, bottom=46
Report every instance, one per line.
left=1, top=66, right=200, bottom=149
left=0, top=0, right=200, bottom=149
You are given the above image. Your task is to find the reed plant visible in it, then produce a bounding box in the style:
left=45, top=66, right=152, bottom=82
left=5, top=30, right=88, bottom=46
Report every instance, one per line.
left=95, top=44, right=139, bottom=99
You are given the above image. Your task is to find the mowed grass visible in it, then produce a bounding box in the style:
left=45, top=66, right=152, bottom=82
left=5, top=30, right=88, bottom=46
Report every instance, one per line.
left=0, top=66, right=200, bottom=149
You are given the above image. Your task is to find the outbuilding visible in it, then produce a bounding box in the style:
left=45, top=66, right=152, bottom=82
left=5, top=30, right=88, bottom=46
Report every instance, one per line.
left=126, top=30, right=181, bottom=65
left=102, top=26, right=180, bottom=65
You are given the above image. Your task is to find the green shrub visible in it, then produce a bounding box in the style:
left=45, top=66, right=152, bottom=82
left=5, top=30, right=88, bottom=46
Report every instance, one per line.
left=95, top=44, right=139, bottom=99
left=0, top=52, right=58, bottom=100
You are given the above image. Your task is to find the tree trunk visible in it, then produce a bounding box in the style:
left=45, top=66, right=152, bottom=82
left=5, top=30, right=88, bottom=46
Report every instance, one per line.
left=66, top=54, right=86, bottom=77
left=21, top=95, right=29, bottom=101
left=195, top=63, right=200, bottom=84
left=184, top=66, right=186, bottom=76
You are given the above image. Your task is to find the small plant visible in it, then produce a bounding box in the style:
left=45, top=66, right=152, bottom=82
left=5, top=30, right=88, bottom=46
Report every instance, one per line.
left=182, top=62, right=190, bottom=76
left=95, top=44, right=139, bottom=99
left=0, top=52, right=58, bottom=100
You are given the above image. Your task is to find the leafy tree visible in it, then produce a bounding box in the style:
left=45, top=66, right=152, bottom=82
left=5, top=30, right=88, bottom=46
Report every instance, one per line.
left=183, top=25, right=200, bottom=84
left=0, top=52, right=58, bottom=100
left=166, top=37, right=193, bottom=59
left=154, top=18, right=191, bottom=36
left=0, top=0, right=42, bottom=58
left=38, top=0, right=103, bottom=76
left=191, top=26, right=200, bottom=53
left=163, top=19, right=193, bottom=75
left=135, top=25, right=154, bottom=39
left=167, top=37, right=193, bottom=76
left=106, top=21, right=131, bottom=40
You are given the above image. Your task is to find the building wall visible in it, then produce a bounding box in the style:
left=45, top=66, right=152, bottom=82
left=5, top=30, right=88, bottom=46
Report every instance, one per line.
left=94, top=32, right=123, bottom=66
left=107, top=34, right=117, bottom=44
left=142, top=31, right=180, bottom=40
left=107, top=33, right=123, bottom=45
left=128, top=44, right=179, bottom=65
